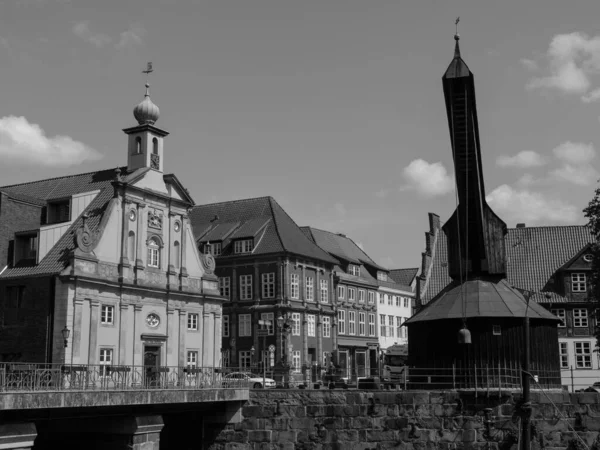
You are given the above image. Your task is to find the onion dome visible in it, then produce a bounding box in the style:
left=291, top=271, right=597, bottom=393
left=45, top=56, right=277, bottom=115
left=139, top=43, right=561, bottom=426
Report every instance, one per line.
left=133, top=83, right=160, bottom=125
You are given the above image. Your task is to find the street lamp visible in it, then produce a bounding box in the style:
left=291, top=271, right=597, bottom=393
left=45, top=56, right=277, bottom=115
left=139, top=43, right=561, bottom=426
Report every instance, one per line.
left=61, top=326, right=70, bottom=348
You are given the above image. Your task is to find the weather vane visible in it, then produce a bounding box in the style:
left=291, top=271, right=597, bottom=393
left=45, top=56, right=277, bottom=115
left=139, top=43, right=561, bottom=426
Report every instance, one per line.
left=455, top=17, right=460, bottom=36
left=142, top=62, right=153, bottom=82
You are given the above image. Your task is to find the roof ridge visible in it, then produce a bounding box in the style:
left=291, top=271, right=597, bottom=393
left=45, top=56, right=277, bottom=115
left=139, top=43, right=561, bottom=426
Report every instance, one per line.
left=0, top=166, right=124, bottom=190
left=508, top=224, right=589, bottom=230
left=193, top=196, right=273, bottom=209
left=267, top=197, right=292, bottom=253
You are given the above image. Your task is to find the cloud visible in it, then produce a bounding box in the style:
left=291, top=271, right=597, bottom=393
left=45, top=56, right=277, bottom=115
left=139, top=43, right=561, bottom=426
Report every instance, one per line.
left=582, top=87, right=600, bottom=103
left=552, top=141, right=595, bottom=164
left=520, top=58, right=538, bottom=71
left=550, top=164, right=599, bottom=186
left=400, top=159, right=454, bottom=197
left=0, top=116, right=102, bottom=167
left=496, top=150, right=546, bottom=168
left=116, top=25, right=145, bottom=49
left=516, top=173, right=540, bottom=187
left=72, top=21, right=112, bottom=48
left=486, top=185, right=580, bottom=224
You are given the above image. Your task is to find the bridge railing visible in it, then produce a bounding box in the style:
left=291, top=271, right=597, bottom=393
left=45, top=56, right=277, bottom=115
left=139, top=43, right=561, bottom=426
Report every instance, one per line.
left=0, top=363, right=249, bottom=392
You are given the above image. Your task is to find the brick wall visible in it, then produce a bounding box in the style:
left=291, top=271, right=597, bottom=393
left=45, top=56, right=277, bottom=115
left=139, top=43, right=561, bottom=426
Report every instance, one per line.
left=0, top=193, right=43, bottom=267
left=205, top=389, right=600, bottom=449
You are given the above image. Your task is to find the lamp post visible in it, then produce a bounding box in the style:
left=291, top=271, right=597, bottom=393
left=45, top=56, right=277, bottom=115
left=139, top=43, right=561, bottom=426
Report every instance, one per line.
left=250, top=346, right=255, bottom=371
left=62, top=326, right=70, bottom=349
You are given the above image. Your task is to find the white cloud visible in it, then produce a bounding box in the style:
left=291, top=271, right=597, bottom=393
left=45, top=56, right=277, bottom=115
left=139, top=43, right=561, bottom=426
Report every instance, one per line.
left=552, top=141, right=595, bottom=164
left=550, top=164, right=599, bottom=186
left=116, top=25, right=145, bottom=49
left=0, top=116, right=102, bottom=167
left=401, top=159, right=454, bottom=197
left=496, top=150, right=546, bottom=168
left=72, top=21, right=112, bottom=48
left=582, top=87, right=600, bottom=103
left=516, top=173, right=539, bottom=187
left=486, top=185, right=579, bottom=224
left=520, top=58, right=538, bottom=71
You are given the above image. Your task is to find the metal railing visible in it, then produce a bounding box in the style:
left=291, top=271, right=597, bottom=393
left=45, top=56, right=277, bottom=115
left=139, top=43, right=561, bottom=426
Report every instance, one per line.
left=0, top=363, right=249, bottom=393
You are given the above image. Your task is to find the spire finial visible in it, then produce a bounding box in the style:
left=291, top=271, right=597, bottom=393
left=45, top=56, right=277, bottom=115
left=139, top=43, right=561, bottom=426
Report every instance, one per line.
left=133, top=62, right=160, bottom=125
left=142, top=62, right=153, bottom=97
left=454, top=17, right=461, bottom=58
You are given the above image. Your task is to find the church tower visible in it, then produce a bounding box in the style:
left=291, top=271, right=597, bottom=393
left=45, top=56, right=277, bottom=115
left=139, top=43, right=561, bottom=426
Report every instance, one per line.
left=123, top=81, right=169, bottom=173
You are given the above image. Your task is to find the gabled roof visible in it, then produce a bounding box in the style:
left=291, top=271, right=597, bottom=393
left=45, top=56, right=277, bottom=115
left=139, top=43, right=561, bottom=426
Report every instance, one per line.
left=190, top=197, right=337, bottom=264
left=389, top=268, right=419, bottom=286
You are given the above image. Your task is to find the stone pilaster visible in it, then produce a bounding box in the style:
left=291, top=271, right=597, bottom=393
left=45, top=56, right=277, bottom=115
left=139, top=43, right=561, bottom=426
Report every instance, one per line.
left=254, top=266, right=260, bottom=301
left=214, top=313, right=222, bottom=367
left=283, top=260, right=289, bottom=300
left=88, top=300, right=99, bottom=365
left=72, top=297, right=84, bottom=363
left=167, top=212, right=175, bottom=275
left=120, top=199, right=133, bottom=268
left=133, top=305, right=143, bottom=367
left=166, top=308, right=176, bottom=366
left=178, top=310, right=186, bottom=366
left=119, top=303, right=130, bottom=365
left=135, top=202, right=146, bottom=270
left=179, top=214, right=188, bottom=278
left=329, top=272, right=334, bottom=304
left=202, top=311, right=212, bottom=367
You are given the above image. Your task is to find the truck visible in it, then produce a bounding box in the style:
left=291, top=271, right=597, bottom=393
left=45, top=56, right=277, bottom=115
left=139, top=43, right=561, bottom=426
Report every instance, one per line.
left=381, top=344, right=408, bottom=387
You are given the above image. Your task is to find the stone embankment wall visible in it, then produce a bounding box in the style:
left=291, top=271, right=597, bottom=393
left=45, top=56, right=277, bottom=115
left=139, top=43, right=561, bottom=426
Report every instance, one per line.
left=205, top=389, right=600, bottom=450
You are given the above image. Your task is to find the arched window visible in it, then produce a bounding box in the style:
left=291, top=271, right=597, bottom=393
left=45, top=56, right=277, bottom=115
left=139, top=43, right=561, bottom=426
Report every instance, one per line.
left=135, top=136, right=142, bottom=154
left=128, top=231, right=136, bottom=262
left=152, top=137, right=158, bottom=155
left=173, top=241, right=180, bottom=269
left=147, top=237, right=160, bottom=268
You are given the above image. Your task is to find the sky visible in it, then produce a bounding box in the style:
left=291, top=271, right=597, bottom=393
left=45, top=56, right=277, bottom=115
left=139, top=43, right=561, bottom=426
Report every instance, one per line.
left=0, top=0, right=600, bottom=270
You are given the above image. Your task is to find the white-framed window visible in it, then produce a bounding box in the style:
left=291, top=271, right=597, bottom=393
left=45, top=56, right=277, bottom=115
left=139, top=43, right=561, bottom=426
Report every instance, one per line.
left=403, top=297, right=409, bottom=308
left=388, top=315, right=394, bottom=336
left=379, top=293, right=384, bottom=304
left=239, top=351, right=252, bottom=370
left=234, top=239, right=254, bottom=254
left=348, top=288, right=356, bottom=302
left=292, top=313, right=301, bottom=336
left=212, top=242, right=222, bottom=256
left=147, top=237, right=160, bottom=268
left=305, top=277, right=314, bottom=301
left=188, top=313, right=199, bottom=331
left=290, top=274, right=299, bottom=299
left=261, top=273, right=275, bottom=298
left=320, top=280, right=328, bottom=303
left=377, top=271, right=387, bottom=281
left=551, top=309, right=566, bottom=327
left=359, top=312, right=366, bottom=336
left=338, top=310, right=346, bottom=335
left=338, top=285, right=345, bottom=300
left=219, top=277, right=231, bottom=299
left=99, top=348, right=113, bottom=377
left=292, top=351, right=301, bottom=372
left=575, top=341, right=592, bottom=368
left=572, top=273, right=587, bottom=292
left=395, top=296, right=400, bottom=307
left=101, top=305, right=114, bottom=325
left=348, top=265, right=360, bottom=276
left=238, top=314, right=251, bottom=337
left=240, top=275, right=253, bottom=300
left=187, top=351, right=198, bottom=368
left=358, top=290, right=365, bottom=303
left=322, top=317, right=331, bottom=338
left=223, top=315, right=230, bottom=337
left=559, top=342, right=569, bottom=369
left=380, top=314, right=386, bottom=337
left=368, top=291, right=375, bottom=304
left=308, top=315, right=315, bottom=337
left=348, top=311, right=356, bottom=335
left=387, top=295, right=393, bottom=306
left=260, top=313, right=274, bottom=335
left=368, top=314, right=375, bottom=336
left=396, top=316, right=402, bottom=338
left=574, top=309, right=588, bottom=328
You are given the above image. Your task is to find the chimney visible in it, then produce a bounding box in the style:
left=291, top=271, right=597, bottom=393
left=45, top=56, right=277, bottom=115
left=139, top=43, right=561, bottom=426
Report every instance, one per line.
left=516, top=223, right=526, bottom=228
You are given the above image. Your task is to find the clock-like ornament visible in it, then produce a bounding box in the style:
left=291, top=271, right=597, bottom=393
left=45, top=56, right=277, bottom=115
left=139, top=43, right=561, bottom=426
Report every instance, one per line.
left=146, top=313, right=160, bottom=328
left=129, top=210, right=137, bottom=221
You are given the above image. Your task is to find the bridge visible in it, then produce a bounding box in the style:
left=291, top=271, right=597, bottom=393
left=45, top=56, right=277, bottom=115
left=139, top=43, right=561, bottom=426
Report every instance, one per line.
left=0, top=363, right=249, bottom=450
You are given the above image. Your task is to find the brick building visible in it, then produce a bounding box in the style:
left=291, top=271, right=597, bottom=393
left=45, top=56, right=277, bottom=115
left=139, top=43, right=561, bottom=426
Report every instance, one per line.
left=417, top=213, right=596, bottom=391
left=189, top=197, right=338, bottom=379
left=0, top=83, right=224, bottom=369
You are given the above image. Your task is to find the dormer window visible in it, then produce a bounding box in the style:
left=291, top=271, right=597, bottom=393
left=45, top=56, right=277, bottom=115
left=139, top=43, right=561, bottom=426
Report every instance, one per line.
left=377, top=271, right=387, bottom=281
left=572, top=273, right=587, bottom=292
left=15, top=233, right=38, bottom=263
left=234, top=239, right=254, bottom=254
left=348, top=265, right=360, bottom=276
left=47, top=200, right=70, bottom=224
left=204, top=242, right=222, bottom=256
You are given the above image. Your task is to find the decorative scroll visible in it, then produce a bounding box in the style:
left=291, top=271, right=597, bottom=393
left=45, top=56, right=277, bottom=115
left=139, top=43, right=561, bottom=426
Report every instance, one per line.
left=201, top=254, right=216, bottom=274
left=148, top=210, right=163, bottom=230
left=76, top=215, right=97, bottom=253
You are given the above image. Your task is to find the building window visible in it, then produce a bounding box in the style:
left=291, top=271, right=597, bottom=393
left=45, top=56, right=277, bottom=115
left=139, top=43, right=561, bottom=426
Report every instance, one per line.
left=559, top=342, right=569, bottom=369
left=188, top=313, right=199, bottom=330
left=322, top=317, right=331, bottom=338
left=47, top=200, right=70, bottom=224
left=368, top=291, right=375, bottom=304
left=239, top=351, right=252, bottom=370
left=338, top=310, right=346, bottom=335
left=260, top=313, right=274, bottom=335
left=387, top=295, right=393, bottom=306
left=574, top=309, right=588, bottom=328
left=403, top=297, right=409, bottom=308
left=368, top=314, right=375, bottom=336
left=395, top=296, right=400, bottom=307
left=212, top=242, right=222, bottom=255
left=388, top=315, right=394, bottom=337
left=223, top=315, right=230, bottom=337
left=348, top=265, right=360, bottom=276
left=290, top=274, right=299, bottom=299
left=572, top=273, right=587, bottom=292
left=152, top=137, right=159, bottom=155
left=320, top=280, right=328, bottom=303
left=359, top=312, right=366, bottom=336
left=240, top=275, right=253, bottom=300
left=173, top=241, right=180, bottom=268
left=305, top=277, right=314, bottom=301
left=338, top=285, right=345, bottom=300
left=379, top=293, right=384, bottom=305
left=396, top=316, right=402, bottom=338
left=261, top=273, right=275, bottom=298
left=135, top=136, right=142, bottom=154
left=348, top=311, right=356, bottom=335
left=234, top=239, right=254, bottom=254
left=101, top=305, right=114, bottom=325
left=292, top=313, right=301, bottom=336
left=358, top=290, right=365, bottom=303
left=292, top=351, right=301, bottom=373
left=99, top=348, right=113, bottom=377
left=308, top=315, right=315, bottom=337
left=377, top=271, right=387, bottom=281
left=15, top=234, right=38, bottom=262
left=127, top=231, right=136, bottom=261
left=380, top=314, right=386, bottom=337
left=238, top=314, right=251, bottom=337
left=219, top=277, right=231, bottom=299
left=575, top=341, right=592, bottom=368
left=551, top=309, right=566, bottom=327
left=3, top=286, right=24, bottom=326
left=187, top=351, right=198, bottom=368
left=147, top=237, right=160, bottom=268
left=493, top=325, right=501, bottom=336
left=348, top=288, right=356, bottom=302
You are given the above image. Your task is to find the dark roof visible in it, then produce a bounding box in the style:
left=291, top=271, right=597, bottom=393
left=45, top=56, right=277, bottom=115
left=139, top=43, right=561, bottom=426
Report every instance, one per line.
left=389, top=268, right=419, bottom=286
left=443, top=38, right=471, bottom=79
left=406, top=279, right=560, bottom=324
left=420, top=222, right=595, bottom=304
left=377, top=279, right=413, bottom=293
left=190, top=197, right=337, bottom=264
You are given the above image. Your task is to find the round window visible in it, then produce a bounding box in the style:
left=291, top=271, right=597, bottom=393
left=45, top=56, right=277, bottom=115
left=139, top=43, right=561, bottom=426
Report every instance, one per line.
left=146, top=313, right=160, bottom=328
left=129, top=209, right=137, bottom=221
left=584, top=254, right=593, bottom=263
left=174, top=221, right=181, bottom=232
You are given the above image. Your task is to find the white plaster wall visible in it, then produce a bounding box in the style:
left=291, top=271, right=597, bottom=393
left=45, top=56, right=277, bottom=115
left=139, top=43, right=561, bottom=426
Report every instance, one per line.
left=93, top=202, right=121, bottom=264
left=72, top=190, right=100, bottom=218
left=185, top=225, right=204, bottom=278
left=559, top=337, right=600, bottom=392
left=377, top=288, right=413, bottom=350
left=132, top=170, right=169, bottom=195
left=39, top=223, right=71, bottom=262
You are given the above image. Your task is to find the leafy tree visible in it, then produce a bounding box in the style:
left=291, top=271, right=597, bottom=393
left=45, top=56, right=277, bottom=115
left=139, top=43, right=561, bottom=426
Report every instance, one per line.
left=583, top=186, right=600, bottom=348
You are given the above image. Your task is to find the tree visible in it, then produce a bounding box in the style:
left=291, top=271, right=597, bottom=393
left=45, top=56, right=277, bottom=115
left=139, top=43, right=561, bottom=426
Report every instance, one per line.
left=583, top=185, right=600, bottom=348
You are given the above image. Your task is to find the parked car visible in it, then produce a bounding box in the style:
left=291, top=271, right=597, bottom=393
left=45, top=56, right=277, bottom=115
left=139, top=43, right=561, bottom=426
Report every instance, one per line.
left=223, top=372, right=276, bottom=389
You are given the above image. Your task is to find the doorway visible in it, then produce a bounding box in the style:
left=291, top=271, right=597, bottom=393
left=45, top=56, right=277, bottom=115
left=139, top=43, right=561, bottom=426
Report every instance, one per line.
left=338, top=351, right=349, bottom=380
left=144, top=345, right=161, bottom=388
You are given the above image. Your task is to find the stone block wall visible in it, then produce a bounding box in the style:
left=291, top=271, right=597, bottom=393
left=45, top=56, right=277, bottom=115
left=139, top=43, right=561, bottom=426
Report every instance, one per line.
left=205, top=389, right=600, bottom=450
